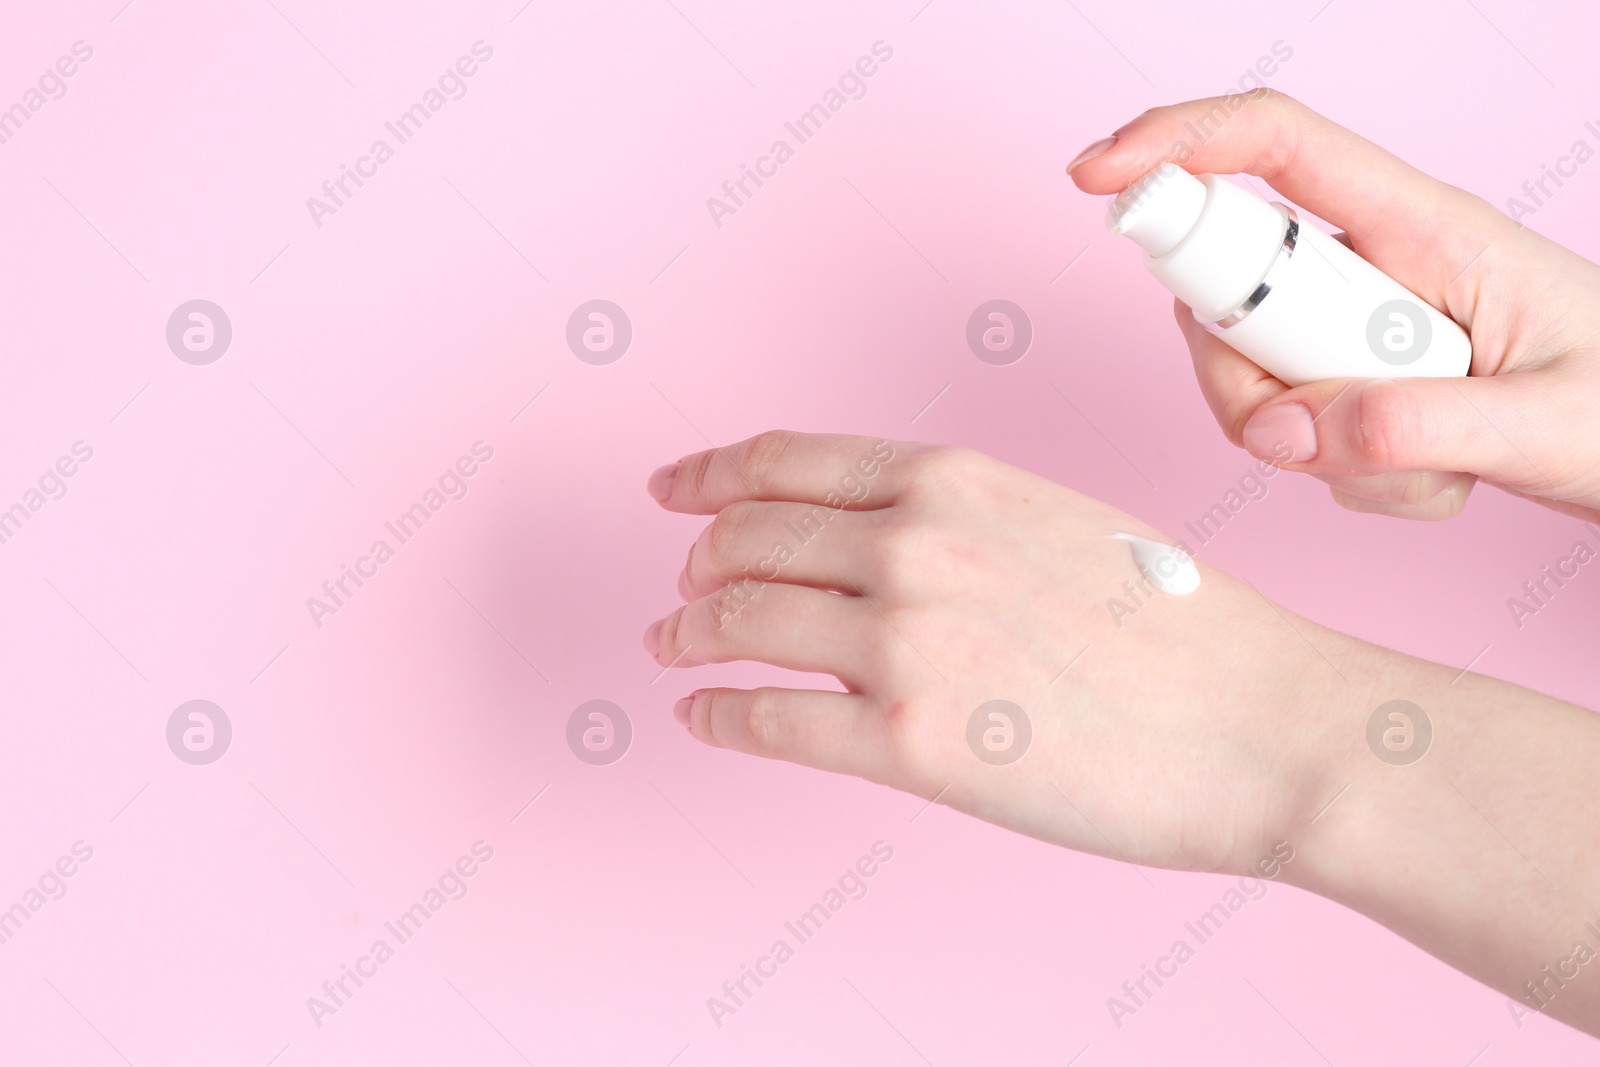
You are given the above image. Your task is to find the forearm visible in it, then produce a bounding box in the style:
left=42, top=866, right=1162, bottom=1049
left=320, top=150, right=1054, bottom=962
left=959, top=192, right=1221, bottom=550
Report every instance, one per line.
left=1286, top=629, right=1600, bottom=1034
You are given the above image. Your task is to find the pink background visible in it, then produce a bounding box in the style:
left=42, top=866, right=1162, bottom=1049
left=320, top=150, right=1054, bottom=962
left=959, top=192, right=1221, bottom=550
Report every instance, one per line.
left=3, top=0, right=1598, bottom=1063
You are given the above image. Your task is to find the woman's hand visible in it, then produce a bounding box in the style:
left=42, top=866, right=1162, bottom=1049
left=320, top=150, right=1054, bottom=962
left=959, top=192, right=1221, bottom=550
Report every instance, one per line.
left=1070, top=91, right=1600, bottom=522
left=643, top=430, right=1354, bottom=876
left=642, top=430, right=1600, bottom=1036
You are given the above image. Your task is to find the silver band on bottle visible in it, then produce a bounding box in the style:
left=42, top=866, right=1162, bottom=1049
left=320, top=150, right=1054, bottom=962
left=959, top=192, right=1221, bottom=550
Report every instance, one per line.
left=1202, top=205, right=1299, bottom=332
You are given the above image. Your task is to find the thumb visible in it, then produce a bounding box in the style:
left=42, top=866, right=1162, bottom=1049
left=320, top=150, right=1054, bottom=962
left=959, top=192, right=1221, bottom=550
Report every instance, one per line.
left=1239, top=375, right=1557, bottom=491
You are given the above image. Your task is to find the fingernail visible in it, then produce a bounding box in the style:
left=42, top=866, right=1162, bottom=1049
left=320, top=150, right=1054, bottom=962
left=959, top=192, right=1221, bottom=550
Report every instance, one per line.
left=648, top=463, right=678, bottom=502
left=1243, top=403, right=1317, bottom=463
left=1067, top=135, right=1117, bottom=172
left=673, top=696, right=693, bottom=726
left=643, top=618, right=665, bottom=656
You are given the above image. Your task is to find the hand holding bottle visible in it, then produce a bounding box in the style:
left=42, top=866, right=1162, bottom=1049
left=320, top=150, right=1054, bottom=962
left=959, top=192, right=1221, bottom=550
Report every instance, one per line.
left=1070, top=91, right=1600, bottom=522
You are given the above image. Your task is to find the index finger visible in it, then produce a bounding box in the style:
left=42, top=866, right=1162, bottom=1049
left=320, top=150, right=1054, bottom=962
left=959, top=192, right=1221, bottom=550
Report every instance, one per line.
left=649, top=430, right=906, bottom=514
left=1069, top=92, right=1516, bottom=308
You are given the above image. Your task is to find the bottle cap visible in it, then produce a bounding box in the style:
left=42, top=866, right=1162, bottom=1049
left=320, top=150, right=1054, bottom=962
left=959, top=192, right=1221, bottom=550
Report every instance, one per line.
left=1105, top=163, right=1207, bottom=257
left=1107, top=165, right=1288, bottom=320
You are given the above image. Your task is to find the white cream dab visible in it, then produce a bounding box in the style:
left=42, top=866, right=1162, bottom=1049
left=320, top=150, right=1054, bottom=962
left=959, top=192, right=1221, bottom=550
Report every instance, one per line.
left=1112, top=533, right=1201, bottom=596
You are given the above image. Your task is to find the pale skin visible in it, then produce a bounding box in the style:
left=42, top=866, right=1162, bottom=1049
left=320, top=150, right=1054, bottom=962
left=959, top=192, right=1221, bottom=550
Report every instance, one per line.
left=1070, top=91, right=1600, bottom=523
left=642, top=94, right=1600, bottom=1037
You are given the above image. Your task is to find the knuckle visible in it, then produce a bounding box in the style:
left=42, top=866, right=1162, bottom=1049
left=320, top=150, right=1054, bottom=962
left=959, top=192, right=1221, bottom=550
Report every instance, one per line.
left=1436, top=482, right=1474, bottom=518
left=739, top=430, right=797, bottom=483
left=934, top=445, right=986, bottom=476
left=875, top=697, right=936, bottom=780
left=1125, top=104, right=1167, bottom=133
left=910, top=445, right=989, bottom=494
left=1394, top=472, right=1449, bottom=507
left=706, top=584, right=740, bottom=636
left=1251, top=87, right=1302, bottom=120
left=684, top=450, right=716, bottom=500
left=699, top=689, right=727, bottom=747
left=706, top=501, right=758, bottom=567
left=1255, top=92, right=1305, bottom=176
left=878, top=696, right=915, bottom=733
left=1327, top=485, right=1369, bottom=514
left=1373, top=473, right=1475, bottom=515
left=742, top=688, right=784, bottom=754
left=677, top=538, right=696, bottom=595
left=1218, top=393, right=1261, bottom=448
left=706, top=579, right=760, bottom=644
left=1354, top=382, right=1421, bottom=469
left=659, top=605, right=688, bottom=661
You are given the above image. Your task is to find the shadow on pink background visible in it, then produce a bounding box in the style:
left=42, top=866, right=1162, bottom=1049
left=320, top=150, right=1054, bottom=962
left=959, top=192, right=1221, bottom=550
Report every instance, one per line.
left=2, top=0, right=1597, bottom=1063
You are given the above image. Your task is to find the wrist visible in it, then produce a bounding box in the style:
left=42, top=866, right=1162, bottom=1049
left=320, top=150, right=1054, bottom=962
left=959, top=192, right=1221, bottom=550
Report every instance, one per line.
left=1256, top=624, right=1400, bottom=883
left=1274, top=636, right=1473, bottom=902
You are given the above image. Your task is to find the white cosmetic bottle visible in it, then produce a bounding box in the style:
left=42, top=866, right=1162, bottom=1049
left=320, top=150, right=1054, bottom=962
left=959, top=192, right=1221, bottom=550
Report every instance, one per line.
left=1106, top=163, right=1471, bottom=387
